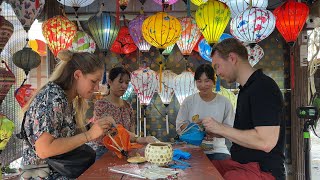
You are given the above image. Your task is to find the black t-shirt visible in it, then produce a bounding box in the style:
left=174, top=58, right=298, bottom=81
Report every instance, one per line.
left=230, top=69, right=285, bottom=180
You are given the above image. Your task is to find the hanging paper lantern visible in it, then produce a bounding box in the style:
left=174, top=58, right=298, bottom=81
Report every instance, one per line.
left=226, top=0, right=268, bottom=18
left=0, top=16, right=14, bottom=54
left=14, top=84, right=36, bottom=108
left=119, top=0, right=130, bottom=11
left=191, top=0, right=206, bottom=6
left=142, top=12, right=181, bottom=50
left=176, top=17, right=201, bottom=57
left=131, top=67, right=158, bottom=105
left=0, top=115, right=15, bottom=151
left=193, top=35, right=203, bottom=52
left=8, top=0, right=45, bottom=32
left=230, top=7, right=275, bottom=45
left=153, top=0, right=179, bottom=5
left=13, top=47, right=41, bottom=76
left=0, top=62, right=15, bottom=106
left=42, top=15, right=77, bottom=57
left=69, top=31, right=96, bottom=53
left=29, top=39, right=47, bottom=56
left=174, top=71, right=198, bottom=105
left=273, top=0, right=309, bottom=45
left=199, top=33, right=233, bottom=62
left=129, top=14, right=151, bottom=52
left=195, top=0, right=231, bottom=46
left=121, top=82, right=134, bottom=100
left=110, top=26, right=137, bottom=56
left=88, top=12, right=120, bottom=54
left=246, top=44, right=264, bottom=67
left=57, top=0, right=95, bottom=10
left=157, top=70, right=177, bottom=105
left=162, top=44, right=175, bottom=60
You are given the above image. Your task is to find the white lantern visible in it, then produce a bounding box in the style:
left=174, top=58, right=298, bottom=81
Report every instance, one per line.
left=174, top=71, right=198, bottom=105
left=230, top=7, right=275, bottom=45
left=69, top=31, right=96, bottom=53
left=226, top=0, right=268, bottom=18
left=246, top=44, right=264, bottom=67
left=57, top=0, right=95, bottom=9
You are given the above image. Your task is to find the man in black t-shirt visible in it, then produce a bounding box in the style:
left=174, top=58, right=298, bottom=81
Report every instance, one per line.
left=201, top=38, right=285, bottom=180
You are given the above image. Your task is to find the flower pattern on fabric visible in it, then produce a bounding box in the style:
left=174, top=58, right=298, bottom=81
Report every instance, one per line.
left=22, top=82, right=76, bottom=180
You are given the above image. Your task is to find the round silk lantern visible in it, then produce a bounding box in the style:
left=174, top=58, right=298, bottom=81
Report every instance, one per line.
left=176, top=17, right=201, bottom=58
left=29, top=39, right=47, bottom=56
left=195, top=0, right=230, bottom=46
left=42, top=15, right=77, bottom=57
left=14, top=84, right=36, bottom=108
left=0, top=115, right=15, bottom=151
left=69, top=31, right=96, bottom=53
left=191, top=0, right=207, bottom=6
left=110, top=26, right=137, bottom=56
left=8, top=0, right=45, bottom=32
left=57, top=0, right=95, bottom=10
left=230, top=7, right=275, bottom=45
left=129, top=14, right=151, bottom=52
left=246, top=44, right=264, bottom=67
left=0, top=16, right=14, bottom=54
left=142, top=12, right=181, bottom=50
left=13, top=47, right=41, bottom=76
left=273, top=0, right=309, bottom=45
left=88, top=12, right=120, bottom=54
left=226, top=0, right=268, bottom=18
left=174, top=71, right=198, bottom=105
left=153, top=0, right=178, bottom=5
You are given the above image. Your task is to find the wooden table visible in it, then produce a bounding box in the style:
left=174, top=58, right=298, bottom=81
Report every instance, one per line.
left=79, top=144, right=223, bottom=180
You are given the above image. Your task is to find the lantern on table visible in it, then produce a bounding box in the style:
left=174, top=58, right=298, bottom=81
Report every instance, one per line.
left=131, top=67, right=158, bottom=137
left=174, top=71, right=198, bottom=105
left=157, top=70, right=177, bottom=135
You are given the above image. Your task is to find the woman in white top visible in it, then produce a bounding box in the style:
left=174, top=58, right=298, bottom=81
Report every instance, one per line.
left=176, top=64, right=235, bottom=160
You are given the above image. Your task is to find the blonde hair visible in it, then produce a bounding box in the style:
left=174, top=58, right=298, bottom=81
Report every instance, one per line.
left=24, top=50, right=104, bottom=132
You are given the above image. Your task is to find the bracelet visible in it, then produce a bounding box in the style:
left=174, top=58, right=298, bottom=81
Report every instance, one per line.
left=84, top=132, right=89, bottom=142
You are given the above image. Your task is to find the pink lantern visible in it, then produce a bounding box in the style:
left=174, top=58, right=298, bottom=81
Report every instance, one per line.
left=14, top=84, right=36, bottom=108
left=176, top=17, right=201, bottom=59
left=131, top=67, right=158, bottom=137
left=246, top=44, right=264, bottom=67
left=174, top=71, right=198, bottom=105
left=129, top=14, right=151, bottom=52
left=69, top=31, right=96, bottom=53
left=153, top=0, right=178, bottom=5
left=157, top=70, right=177, bottom=134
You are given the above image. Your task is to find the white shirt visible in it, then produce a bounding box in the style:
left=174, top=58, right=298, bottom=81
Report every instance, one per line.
left=176, top=93, right=235, bottom=155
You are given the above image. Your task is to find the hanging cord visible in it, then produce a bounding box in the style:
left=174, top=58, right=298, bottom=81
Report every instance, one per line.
left=116, top=0, right=120, bottom=25
left=186, top=0, right=191, bottom=17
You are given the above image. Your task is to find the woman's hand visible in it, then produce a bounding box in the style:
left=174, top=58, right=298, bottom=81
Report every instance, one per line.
left=136, top=136, right=159, bottom=144
left=87, top=118, right=112, bottom=140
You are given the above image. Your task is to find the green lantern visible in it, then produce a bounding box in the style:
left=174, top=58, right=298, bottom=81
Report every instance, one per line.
left=0, top=115, right=15, bottom=151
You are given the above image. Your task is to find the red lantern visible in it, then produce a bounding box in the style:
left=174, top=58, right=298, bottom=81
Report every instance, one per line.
left=193, top=35, right=203, bottom=52
left=14, top=84, right=36, bottom=108
left=42, top=15, right=77, bottom=57
left=110, top=26, right=137, bottom=56
left=273, top=0, right=309, bottom=45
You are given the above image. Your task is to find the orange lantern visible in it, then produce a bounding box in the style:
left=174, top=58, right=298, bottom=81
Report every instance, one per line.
left=29, top=39, right=47, bottom=56
left=42, top=15, right=77, bottom=57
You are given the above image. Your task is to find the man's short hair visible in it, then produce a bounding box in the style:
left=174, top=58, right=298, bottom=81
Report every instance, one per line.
left=212, top=38, right=248, bottom=61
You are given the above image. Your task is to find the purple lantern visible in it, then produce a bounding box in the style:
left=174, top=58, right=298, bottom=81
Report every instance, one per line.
left=153, top=0, right=179, bottom=5
left=129, top=14, right=151, bottom=52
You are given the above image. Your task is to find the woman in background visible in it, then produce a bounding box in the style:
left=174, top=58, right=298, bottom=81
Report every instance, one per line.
left=176, top=64, right=235, bottom=160
left=91, top=66, right=157, bottom=160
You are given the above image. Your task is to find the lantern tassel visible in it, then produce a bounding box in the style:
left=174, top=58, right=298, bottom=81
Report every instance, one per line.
left=215, top=75, right=221, bottom=92
left=159, top=62, right=163, bottom=93
left=102, top=63, right=107, bottom=85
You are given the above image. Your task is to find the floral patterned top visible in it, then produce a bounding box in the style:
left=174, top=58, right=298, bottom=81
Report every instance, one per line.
left=89, top=98, right=135, bottom=150
left=22, top=82, right=76, bottom=180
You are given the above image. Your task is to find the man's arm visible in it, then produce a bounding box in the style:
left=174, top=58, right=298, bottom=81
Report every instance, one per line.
left=202, top=117, right=280, bottom=153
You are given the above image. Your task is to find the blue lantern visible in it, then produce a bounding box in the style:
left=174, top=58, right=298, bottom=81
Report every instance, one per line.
left=198, top=33, right=233, bottom=62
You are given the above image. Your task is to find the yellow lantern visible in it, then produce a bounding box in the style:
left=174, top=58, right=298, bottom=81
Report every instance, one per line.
left=142, top=12, right=181, bottom=50
left=195, top=0, right=230, bottom=46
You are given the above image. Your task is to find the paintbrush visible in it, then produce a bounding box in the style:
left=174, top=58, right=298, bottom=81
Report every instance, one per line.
left=107, top=131, right=129, bottom=158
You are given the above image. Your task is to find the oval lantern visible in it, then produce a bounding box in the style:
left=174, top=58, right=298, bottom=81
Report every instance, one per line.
left=121, top=82, right=134, bottom=100
left=0, top=62, right=15, bottom=106
left=29, top=39, right=47, bottom=56
left=226, top=0, right=268, bottom=18
left=42, top=15, right=77, bottom=57
left=230, top=7, right=275, bottom=45
left=142, top=12, right=181, bottom=50
left=273, top=0, right=309, bottom=45
left=174, top=71, right=198, bottom=105
left=110, top=26, right=137, bottom=56
left=195, top=0, right=231, bottom=46
left=157, top=70, right=177, bottom=105
left=176, top=17, right=201, bottom=58
left=69, top=31, right=96, bottom=53
left=14, top=84, right=36, bottom=108
left=8, top=0, right=45, bottom=32
left=0, top=16, right=14, bottom=54
left=88, top=12, right=120, bottom=54
left=0, top=115, right=15, bottom=151
left=129, top=14, right=151, bottom=52
left=246, top=44, right=264, bottom=67
left=12, top=47, right=41, bottom=76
